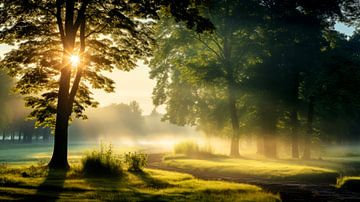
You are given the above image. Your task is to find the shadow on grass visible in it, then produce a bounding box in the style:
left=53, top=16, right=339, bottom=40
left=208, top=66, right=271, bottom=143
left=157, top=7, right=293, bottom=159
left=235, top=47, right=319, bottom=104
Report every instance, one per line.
left=83, top=172, right=139, bottom=201
left=32, top=168, right=67, bottom=201
left=83, top=170, right=174, bottom=201
left=132, top=170, right=171, bottom=189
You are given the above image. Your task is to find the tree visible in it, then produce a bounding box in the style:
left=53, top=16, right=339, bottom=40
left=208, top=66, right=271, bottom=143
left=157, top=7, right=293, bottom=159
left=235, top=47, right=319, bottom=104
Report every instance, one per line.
left=150, top=0, right=265, bottom=157
left=0, top=0, right=212, bottom=169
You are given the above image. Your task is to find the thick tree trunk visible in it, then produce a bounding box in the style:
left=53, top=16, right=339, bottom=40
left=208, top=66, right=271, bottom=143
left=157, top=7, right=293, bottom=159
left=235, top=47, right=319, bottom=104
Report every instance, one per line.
left=48, top=67, right=71, bottom=170
left=290, top=109, right=299, bottom=158
left=303, top=97, right=314, bottom=160
left=229, top=86, right=240, bottom=157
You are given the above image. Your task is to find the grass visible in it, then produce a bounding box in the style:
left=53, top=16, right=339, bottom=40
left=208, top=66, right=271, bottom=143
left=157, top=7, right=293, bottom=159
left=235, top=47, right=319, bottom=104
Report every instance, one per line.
left=0, top=165, right=280, bottom=201
left=163, top=155, right=339, bottom=183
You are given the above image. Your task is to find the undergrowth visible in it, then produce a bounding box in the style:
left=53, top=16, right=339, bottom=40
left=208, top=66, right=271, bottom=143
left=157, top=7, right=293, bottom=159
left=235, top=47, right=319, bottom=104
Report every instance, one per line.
left=81, top=143, right=122, bottom=177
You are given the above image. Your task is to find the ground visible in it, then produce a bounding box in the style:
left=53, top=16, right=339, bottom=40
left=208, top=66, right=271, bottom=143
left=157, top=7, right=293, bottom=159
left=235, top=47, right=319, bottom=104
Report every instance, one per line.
left=148, top=154, right=360, bottom=202
left=1, top=144, right=360, bottom=201
left=0, top=166, right=279, bottom=202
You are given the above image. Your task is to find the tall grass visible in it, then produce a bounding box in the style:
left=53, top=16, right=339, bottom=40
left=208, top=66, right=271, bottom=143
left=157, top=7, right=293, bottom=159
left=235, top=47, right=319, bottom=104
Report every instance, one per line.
left=81, top=143, right=122, bottom=177
left=124, top=152, right=148, bottom=172
left=174, top=141, right=215, bottom=158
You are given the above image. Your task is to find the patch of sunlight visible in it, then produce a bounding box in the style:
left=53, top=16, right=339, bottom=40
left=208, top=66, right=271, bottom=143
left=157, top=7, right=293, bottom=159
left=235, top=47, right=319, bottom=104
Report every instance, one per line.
left=165, top=157, right=337, bottom=179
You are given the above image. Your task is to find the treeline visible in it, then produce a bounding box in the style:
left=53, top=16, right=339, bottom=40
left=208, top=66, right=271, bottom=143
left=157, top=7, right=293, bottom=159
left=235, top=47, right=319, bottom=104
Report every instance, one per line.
left=69, top=101, right=194, bottom=141
left=0, top=73, right=51, bottom=143
left=150, top=0, right=360, bottom=159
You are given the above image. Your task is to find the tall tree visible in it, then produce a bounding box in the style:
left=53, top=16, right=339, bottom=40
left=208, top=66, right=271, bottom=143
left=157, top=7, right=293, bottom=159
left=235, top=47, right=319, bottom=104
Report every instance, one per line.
left=0, top=0, right=212, bottom=169
left=150, top=0, right=264, bottom=157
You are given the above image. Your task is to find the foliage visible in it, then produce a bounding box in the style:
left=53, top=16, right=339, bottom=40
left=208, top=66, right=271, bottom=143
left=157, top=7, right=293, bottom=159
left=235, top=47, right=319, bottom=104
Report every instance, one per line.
left=151, top=0, right=360, bottom=158
left=0, top=0, right=213, bottom=129
left=124, top=152, right=148, bottom=172
left=81, top=143, right=122, bottom=177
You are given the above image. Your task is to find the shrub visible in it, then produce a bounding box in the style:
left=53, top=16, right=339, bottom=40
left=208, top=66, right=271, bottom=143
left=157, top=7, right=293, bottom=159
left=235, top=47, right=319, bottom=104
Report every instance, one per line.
left=174, top=141, right=200, bottom=155
left=81, top=143, right=122, bottom=177
left=21, top=165, right=48, bottom=177
left=124, top=152, right=147, bottom=172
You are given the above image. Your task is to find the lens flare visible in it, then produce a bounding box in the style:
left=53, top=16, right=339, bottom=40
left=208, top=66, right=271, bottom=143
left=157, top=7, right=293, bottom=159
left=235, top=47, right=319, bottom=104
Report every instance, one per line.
left=70, top=54, right=80, bottom=67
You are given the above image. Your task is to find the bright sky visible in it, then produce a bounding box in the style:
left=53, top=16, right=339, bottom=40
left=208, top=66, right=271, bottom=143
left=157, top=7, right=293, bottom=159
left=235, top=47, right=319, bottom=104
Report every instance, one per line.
left=0, top=22, right=355, bottom=115
left=92, top=61, right=160, bottom=115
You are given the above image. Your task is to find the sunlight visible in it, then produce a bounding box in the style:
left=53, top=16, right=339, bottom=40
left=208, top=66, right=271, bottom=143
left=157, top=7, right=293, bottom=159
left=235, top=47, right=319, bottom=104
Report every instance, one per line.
left=70, top=54, right=80, bottom=67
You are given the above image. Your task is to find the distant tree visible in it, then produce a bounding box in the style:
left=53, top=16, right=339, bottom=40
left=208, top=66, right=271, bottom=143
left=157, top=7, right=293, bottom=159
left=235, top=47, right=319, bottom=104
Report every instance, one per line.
left=0, top=0, right=213, bottom=169
left=151, top=0, right=264, bottom=157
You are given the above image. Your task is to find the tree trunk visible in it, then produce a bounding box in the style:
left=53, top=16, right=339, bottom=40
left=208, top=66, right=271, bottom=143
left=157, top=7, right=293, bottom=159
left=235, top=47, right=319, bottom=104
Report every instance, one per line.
left=303, top=96, right=314, bottom=160
left=18, top=131, right=21, bottom=143
left=11, top=131, right=14, bottom=144
left=290, top=109, right=299, bottom=158
left=48, top=1, right=87, bottom=169
left=48, top=67, right=71, bottom=170
left=228, top=86, right=240, bottom=157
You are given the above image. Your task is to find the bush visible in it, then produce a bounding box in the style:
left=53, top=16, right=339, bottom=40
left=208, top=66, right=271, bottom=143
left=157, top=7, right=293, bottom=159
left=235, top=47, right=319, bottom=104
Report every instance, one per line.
left=174, top=141, right=200, bottom=155
left=124, top=152, right=147, bottom=172
left=81, top=143, right=122, bottom=177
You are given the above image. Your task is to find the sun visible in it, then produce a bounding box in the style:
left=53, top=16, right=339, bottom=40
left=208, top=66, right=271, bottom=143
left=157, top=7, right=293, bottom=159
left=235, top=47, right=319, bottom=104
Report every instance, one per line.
left=70, top=54, right=80, bottom=67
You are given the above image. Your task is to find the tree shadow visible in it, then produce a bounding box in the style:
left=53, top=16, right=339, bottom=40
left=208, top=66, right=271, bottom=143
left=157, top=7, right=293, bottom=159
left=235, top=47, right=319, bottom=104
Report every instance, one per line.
left=131, top=170, right=171, bottom=189
left=83, top=172, right=136, bottom=201
left=32, top=168, right=67, bottom=201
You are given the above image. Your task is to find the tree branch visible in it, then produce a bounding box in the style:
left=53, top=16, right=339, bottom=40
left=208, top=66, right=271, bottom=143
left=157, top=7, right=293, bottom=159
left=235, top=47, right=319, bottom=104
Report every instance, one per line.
left=74, top=0, right=90, bottom=31
left=85, top=24, right=108, bottom=38
left=194, top=33, right=224, bottom=60
left=56, top=0, right=66, bottom=45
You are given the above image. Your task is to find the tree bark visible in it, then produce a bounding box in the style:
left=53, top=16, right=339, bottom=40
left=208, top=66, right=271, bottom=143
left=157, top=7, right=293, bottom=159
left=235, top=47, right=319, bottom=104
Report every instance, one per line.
left=229, top=86, right=241, bottom=157
left=302, top=96, right=314, bottom=160
left=48, top=66, right=71, bottom=169
left=290, top=72, right=300, bottom=159
left=290, top=109, right=299, bottom=158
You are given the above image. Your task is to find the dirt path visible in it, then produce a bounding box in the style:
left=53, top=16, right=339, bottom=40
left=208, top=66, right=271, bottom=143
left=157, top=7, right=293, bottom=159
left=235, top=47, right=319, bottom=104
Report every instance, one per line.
left=147, top=154, right=360, bottom=202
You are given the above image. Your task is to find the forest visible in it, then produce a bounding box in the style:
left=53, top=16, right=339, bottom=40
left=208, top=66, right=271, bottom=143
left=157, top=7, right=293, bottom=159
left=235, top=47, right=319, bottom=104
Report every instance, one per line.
left=0, top=0, right=360, bottom=201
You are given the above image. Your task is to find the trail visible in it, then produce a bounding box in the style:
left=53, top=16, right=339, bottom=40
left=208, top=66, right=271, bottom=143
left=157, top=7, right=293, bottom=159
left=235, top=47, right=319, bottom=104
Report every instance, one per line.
left=147, top=154, right=360, bottom=202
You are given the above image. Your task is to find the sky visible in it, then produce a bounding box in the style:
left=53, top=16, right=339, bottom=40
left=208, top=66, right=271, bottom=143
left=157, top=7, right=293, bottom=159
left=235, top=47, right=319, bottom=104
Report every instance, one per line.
left=0, top=23, right=356, bottom=115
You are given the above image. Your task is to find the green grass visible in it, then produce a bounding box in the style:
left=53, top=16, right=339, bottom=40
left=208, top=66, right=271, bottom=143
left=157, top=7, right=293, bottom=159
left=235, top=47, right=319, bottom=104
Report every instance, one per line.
left=0, top=165, right=280, bottom=202
left=164, top=155, right=338, bottom=182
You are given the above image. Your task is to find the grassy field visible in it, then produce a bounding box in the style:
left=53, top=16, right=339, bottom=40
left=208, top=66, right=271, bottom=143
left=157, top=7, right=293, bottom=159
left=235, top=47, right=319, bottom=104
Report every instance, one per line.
left=163, top=155, right=345, bottom=183
left=0, top=165, right=280, bottom=201
left=0, top=143, right=143, bottom=165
